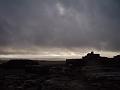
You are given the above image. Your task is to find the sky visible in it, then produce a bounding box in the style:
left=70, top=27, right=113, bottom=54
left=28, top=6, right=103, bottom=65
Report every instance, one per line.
left=0, top=0, right=120, bottom=59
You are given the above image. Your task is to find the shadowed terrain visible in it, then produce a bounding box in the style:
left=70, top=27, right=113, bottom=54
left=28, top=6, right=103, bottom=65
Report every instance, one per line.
left=1, top=52, right=120, bottom=90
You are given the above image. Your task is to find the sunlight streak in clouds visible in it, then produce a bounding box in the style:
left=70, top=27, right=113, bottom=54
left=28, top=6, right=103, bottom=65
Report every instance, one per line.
left=56, top=2, right=65, bottom=16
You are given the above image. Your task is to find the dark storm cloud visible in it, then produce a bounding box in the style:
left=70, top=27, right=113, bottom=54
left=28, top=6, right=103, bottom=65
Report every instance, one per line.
left=0, top=0, right=120, bottom=52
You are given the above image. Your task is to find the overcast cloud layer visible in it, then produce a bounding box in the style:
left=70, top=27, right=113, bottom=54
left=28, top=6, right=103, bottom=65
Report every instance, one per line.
left=0, top=0, right=120, bottom=55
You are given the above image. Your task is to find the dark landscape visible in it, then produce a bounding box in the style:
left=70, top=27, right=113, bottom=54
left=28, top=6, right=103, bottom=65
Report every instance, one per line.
left=0, top=52, right=120, bottom=90
left=0, top=0, right=120, bottom=90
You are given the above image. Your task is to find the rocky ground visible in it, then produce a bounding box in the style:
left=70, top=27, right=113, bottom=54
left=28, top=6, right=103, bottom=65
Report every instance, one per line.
left=0, top=64, right=120, bottom=90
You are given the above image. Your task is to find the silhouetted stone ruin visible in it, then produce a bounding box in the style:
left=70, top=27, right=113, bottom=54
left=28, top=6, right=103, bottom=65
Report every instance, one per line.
left=66, top=52, right=120, bottom=66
